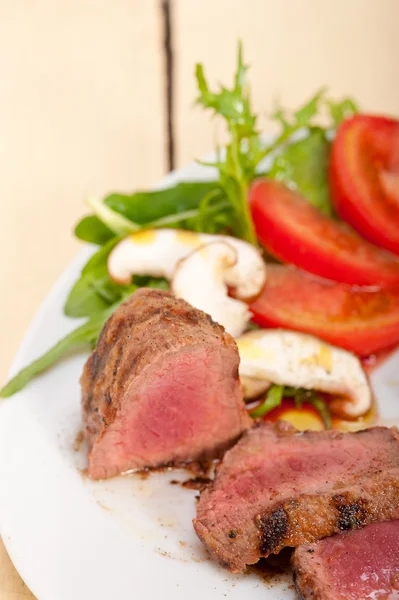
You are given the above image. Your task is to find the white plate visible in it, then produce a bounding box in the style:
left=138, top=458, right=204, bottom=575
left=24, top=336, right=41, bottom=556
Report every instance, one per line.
left=1, top=161, right=399, bottom=600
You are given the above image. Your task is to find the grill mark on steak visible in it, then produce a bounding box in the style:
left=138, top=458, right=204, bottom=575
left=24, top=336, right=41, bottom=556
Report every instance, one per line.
left=81, top=289, right=250, bottom=479
left=258, top=507, right=289, bottom=555
left=194, top=422, right=399, bottom=573
left=333, top=494, right=368, bottom=531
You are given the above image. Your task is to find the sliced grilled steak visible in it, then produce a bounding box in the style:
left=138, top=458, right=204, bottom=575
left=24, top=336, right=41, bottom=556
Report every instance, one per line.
left=81, top=288, right=251, bottom=479
left=292, top=520, right=399, bottom=600
left=194, top=421, right=399, bottom=573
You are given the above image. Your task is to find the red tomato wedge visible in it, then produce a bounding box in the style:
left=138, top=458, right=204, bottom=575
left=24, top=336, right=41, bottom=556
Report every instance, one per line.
left=249, top=179, right=399, bottom=288
left=330, top=114, right=399, bottom=256
left=249, top=265, right=399, bottom=356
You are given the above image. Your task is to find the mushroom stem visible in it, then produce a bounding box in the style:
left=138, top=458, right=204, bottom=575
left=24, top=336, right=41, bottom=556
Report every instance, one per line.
left=172, top=242, right=252, bottom=338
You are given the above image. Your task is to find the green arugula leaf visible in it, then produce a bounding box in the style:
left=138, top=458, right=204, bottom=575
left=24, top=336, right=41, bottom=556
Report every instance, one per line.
left=287, top=387, right=332, bottom=429
left=195, top=41, right=258, bottom=244
left=268, top=128, right=333, bottom=215
left=74, top=216, right=114, bottom=245
left=0, top=302, right=121, bottom=398
left=327, top=97, right=359, bottom=127
left=251, top=385, right=332, bottom=428
left=307, top=395, right=332, bottom=429
left=294, top=87, right=327, bottom=127
left=263, top=88, right=328, bottom=160
left=250, top=384, right=284, bottom=418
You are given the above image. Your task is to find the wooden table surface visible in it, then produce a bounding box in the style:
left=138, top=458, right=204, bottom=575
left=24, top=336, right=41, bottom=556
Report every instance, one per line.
left=1, top=0, right=398, bottom=597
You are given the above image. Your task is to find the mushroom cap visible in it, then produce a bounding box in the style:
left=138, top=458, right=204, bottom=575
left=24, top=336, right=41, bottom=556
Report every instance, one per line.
left=236, top=329, right=372, bottom=418
left=107, top=229, right=266, bottom=297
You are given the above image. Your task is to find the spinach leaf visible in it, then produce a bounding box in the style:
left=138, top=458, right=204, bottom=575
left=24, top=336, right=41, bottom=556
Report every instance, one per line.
left=64, top=265, right=128, bottom=318
left=74, top=181, right=220, bottom=246
left=131, top=275, right=169, bottom=290
left=64, top=237, right=123, bottom=318
left=82, top=236, right=122, bottom=276
left=86, top=196, right=140, bottom=235
left=104, top=181, right=219, bottom=225
left=268, top=128, right=333, bottom=215
left=74, top=216, right=114, bottom=245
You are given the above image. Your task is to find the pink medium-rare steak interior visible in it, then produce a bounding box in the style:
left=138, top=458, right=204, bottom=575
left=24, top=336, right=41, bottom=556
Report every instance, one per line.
left=81, top=288, right=251, bottom=479
left=292, top=520, right=399, bottom=600
left=193, top=421, right=399, bottom=573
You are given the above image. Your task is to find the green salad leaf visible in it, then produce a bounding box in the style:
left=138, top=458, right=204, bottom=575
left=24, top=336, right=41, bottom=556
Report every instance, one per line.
left=1, top=42, right=362, bottom=398
left=195, top=42, right=260, bottom=244
left=86, top=196, right=140, bottom=235
left=268, top=128, right=333, bottom=215
left=270, top=87, right=327, bottom=148
left=328, top=97, right=359, bottom=127
left=64, top=265, right=126, bottom=318
left=250, top=384, right=332, bottom=429
left=74, top=181, right=222, bottom=246
left=100, top=181, right=220, bottom=229
left=250, top=384, right=285, bottom=418
left=0, top=302, right=121, bottom=398
left=75, top=216, right=114, bottom=245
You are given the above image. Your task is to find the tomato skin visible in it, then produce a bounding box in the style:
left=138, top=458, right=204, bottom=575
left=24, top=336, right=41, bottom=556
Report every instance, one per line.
left=249, top=265, right=399, bottom=356
left=249, top=179, right=399, bottom=288
left=330, top=114, right=399, bottom=256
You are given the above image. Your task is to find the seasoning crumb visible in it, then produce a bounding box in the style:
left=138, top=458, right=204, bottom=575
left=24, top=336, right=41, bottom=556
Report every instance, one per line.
left=73, top=430, right=84, bottom=452
left=228, top=530, right=237, bottom=539
left=182, top=476, right=211, bottom=491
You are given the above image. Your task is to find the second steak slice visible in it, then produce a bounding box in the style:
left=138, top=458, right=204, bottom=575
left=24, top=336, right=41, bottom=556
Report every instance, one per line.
left=292, top=520, right=399, bottom=600
left=193, top=421, right=399, bottom=573
left=81, top=289, right=251, bottom=479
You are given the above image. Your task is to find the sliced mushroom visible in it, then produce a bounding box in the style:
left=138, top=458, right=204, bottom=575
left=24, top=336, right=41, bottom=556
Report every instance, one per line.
left=171, top=242, right=252, bottom=337
left=107, top=228, right=266, bottom=299
left=236, top=329, right=372, bottom=418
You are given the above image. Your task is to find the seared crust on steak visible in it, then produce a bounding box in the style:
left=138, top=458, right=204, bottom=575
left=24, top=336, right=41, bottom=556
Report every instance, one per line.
left=194, top=421, right=399, bottom=572
left=81, top=288, right=250, bottom=479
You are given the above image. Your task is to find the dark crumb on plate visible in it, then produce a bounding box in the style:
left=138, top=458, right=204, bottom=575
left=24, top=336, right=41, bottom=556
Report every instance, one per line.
left=184, top=459, right=216, bottom=477
left=181, top=477, right=212, bottom=491
left=77, top=467, right=89, bottom=480
left=73, top=430, right=84, bottom=452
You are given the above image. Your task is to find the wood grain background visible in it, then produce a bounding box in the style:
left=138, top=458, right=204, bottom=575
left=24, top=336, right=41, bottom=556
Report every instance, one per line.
left=1, top=0, right=398, bottom=597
